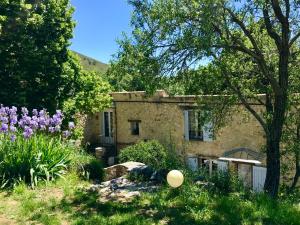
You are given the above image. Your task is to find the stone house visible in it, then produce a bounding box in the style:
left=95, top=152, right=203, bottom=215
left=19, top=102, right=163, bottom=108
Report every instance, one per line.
left=84, top=90, right=269, bottom=189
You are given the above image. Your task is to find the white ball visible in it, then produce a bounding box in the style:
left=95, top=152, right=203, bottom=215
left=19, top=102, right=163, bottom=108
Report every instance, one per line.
left=167, top=170, right=184, bottom=188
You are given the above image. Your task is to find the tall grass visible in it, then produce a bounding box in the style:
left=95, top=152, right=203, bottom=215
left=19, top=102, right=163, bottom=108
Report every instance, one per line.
left=0, top=133, right=72, bottom=188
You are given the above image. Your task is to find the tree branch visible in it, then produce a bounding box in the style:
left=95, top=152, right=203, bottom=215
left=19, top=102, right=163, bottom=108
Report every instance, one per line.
left=212, top=55, right=269, bottom=135
left=224, top=7, right=282, bottom=94
left=271, top=0, right=287, bottom=24
left=289, top=32, right=300, bottom=48
left=263, top=3, right=282, bottom=49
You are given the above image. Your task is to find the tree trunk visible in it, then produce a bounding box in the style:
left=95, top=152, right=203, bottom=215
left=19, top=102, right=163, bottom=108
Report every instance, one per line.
left=290, top=155, right=299, bottom=190
left=264, top=136, right=281, bottom=197
left=290, top=127, right=300, bottom=190
left=264, top=94, right=287, bottom=197
left=263, top=19, right=290, bottom=197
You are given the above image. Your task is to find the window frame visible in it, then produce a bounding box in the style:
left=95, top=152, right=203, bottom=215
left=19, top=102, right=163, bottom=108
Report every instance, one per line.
left=188, top=110, right=204, bottom=141
left=129, top=120, right=141, bottom=136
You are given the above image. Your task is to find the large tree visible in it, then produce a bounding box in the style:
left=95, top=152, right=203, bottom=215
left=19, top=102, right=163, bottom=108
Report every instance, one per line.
left=110, top=0, right=300, bottom=197
left=0, top=0, right=75, bottom=112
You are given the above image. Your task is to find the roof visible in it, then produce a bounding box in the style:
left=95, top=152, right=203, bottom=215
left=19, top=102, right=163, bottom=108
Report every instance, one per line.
left=218, top=157, right=262, bottom=165
left=110, top=90, right=265, bottom=105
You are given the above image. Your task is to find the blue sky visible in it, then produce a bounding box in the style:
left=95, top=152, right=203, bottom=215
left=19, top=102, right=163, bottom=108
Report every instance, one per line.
left=70, top=0, right=133, bottom=64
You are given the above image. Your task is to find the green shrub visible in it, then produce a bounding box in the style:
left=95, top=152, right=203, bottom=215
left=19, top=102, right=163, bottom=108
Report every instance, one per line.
left=119, top=140, right=181, bottom=170
left=209, top=171, right=245, bottom=194
left=0, top=133, right=72, bottom=188
left=81, top=159, right=104, bottom=181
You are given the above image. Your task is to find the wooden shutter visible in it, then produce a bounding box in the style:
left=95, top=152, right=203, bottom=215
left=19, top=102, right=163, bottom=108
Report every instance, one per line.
left=184, top=110, right=189, bottom=141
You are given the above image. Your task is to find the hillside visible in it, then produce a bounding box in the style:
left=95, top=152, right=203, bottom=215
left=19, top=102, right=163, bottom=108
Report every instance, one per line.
left=72, top=51, right=109, bottom=74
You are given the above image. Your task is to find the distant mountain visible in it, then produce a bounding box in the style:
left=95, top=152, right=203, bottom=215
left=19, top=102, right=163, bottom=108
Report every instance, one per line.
left=72, top=51, right=109, bottom=74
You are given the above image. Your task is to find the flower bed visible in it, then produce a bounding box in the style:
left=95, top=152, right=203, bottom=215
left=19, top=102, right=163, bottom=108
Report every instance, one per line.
left=0, top=105, right=75, bottom=188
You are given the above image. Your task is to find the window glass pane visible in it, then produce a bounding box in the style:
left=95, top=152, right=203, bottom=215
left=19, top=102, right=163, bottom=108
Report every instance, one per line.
left=197, top=112, right=203, bottom=137
left=188, top=111, right=203, bottom=140
left=131, top=121, right=140, bottom=135
left=104, top=112, right=110, bottom=137
left=109, top=112, right=113, bottom=137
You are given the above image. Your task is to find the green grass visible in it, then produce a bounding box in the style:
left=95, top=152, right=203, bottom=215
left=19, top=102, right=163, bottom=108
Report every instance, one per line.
left=0, top=173, right=299, bottom=225
left=72, top=51, right=109, bottom=74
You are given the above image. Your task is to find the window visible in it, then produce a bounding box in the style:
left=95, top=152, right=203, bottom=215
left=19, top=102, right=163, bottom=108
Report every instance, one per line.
left=104, top=112, right=113, bottom=137
left=184, top=110, right=214, bottom=141
left=188, top=111, right=203, bottom=140
left=129, top=120, right=140, bottom=135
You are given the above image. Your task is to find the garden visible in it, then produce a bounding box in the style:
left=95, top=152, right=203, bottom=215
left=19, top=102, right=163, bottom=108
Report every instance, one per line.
left=0, top=117, right=299, bottom=225
left=1, top=0, right=300, bottom=224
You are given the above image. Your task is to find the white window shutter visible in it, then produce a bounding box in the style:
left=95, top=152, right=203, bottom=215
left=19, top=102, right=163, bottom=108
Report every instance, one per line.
left=187, top=157, right=198, bottom=171
left=184, top=110, right=189, bottom=141
left=203, top=120, right=213, bottom=141
left=217, top=160, right=228, bottom=172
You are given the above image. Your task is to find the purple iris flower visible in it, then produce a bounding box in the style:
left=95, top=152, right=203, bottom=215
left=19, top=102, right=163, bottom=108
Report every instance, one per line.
left=68, top=122, right=75, bottom=130
left=10, top=134, right=16, bottom=142
left=23, top=126, right=33, bottom=139
left=39, top=110, right=45, bottom=117
left=1, top=123, right=8, bottom=133
left=10, top=115, right=18, bottom=125
left=55, top=110, right=63, bottom=117
left=62, top=130, right=71, bottom=138
left=48, top=126, right=55, bottom=133
left=54, top=125, right=61, bottom=132
left=32, top=109, right=38, bottom=116
left=1, top=116, right=8, bottom=123
left=21, top=107, right=28, bottom=115
left=9, top=125, right=17, bottom=132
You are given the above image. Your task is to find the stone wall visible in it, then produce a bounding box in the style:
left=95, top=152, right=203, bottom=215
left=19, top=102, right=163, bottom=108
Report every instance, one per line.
left=112, top=91, right=265, bottom=161
left=84, top=91, right=266, bottom=163
left=83, top=112, right=102, bottom=145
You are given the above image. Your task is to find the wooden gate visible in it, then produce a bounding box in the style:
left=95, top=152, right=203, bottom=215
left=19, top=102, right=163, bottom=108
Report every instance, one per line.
left=252, top=166, right=267, bottom=192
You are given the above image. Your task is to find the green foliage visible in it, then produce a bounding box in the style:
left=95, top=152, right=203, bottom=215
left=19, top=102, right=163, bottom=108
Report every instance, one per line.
left=0, top=166, right=299, bottom=224
left=67, top=147, right=104, bottom=182
left=119, top=140, right=180, bottom=170
left=209, top=171, right=245, bottom=195
left=0, top=0, right=76, bottom=112
left=107, top=36, right=162, bottom=92
left=1, top=175, right=299, bottom=225
left=73, top=51, right=109, bottom=74
left=0, top=133, right=72, bottom=188
left=63, top=70, right=112, bottom=115
left=81, top=159, right=104, bottom=181
left=62, top=68, right=112, bottom=141
left=111, top=0, right=300, bottom=197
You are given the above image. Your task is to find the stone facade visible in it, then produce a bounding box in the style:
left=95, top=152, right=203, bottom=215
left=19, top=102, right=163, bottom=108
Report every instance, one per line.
left=84, top=90, right=266, bottom=164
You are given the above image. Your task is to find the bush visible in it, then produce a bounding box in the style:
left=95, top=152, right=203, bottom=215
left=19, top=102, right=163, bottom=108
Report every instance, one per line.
left=81, top=159, right=104, bottom=181
left=0, top=133, right=72, bottom=188
left=209, top=171, right=245, bottom=194
left=119, top=140, right=181, bottom=170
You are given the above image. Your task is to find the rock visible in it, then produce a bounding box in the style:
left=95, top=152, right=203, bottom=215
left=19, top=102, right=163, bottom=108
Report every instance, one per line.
left=86, top=176, right=160, bottom=202
left=129, top=165, right=154, bottom=180
left=194, top=175, right=206, bottom=182
left=195, top=181, right=214, bottom=189
left=104, top=161, right=145, bottom=181
left=150, top=169, right=168, bottom=183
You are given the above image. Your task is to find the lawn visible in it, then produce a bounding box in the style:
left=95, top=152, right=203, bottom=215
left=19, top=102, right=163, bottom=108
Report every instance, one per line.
left=0, top=172, right=299, bottom=225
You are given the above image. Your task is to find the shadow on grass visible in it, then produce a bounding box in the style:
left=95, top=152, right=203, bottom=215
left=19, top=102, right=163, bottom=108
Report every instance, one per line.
left=55, top=186, right=300, bottom=225
left=57, top=188, right=202, bottom=225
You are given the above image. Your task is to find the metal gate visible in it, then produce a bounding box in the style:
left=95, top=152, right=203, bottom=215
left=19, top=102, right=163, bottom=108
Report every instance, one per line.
left=252, top=166, right=267, bottom=192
